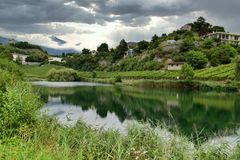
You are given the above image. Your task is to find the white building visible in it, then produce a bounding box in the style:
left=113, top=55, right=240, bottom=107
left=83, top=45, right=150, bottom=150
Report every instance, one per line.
left=125, top=49, right=134, bottom=56
left=205, top=32, right=240, bottom=44
left=167, top=62, right=184, bottom=71
left=181, top=24, right=192, bottom=31
left=48, top=57, right=63, bottom=63
left=13, top=53, right=41, bottom=65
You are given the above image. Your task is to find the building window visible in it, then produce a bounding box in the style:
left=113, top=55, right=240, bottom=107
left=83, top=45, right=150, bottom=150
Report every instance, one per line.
left=235, top=36, right=239, bottom=40
left=226, top=35, right=229, bottom=39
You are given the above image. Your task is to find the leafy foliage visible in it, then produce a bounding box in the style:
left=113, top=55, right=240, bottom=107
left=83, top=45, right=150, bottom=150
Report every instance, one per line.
left=47, top=68, right=80, bottom=82
left=112, top=39, right=128, bottom=61
left=97, top=43, right=109, bottom=53
left=0, top=45, right=13, bottom=60
left=186, top=50, right=208, bottom=69
left=208, top=45, right=237, bottom=66
left=235, top=56, right=240, bottom=81
left=82, top=48, right=91, bottom=55
left=0, top=83, right=40, bottom=136
left=10, top=41, right=43, bottom=51
left=181, top=63, right=194, bottom=81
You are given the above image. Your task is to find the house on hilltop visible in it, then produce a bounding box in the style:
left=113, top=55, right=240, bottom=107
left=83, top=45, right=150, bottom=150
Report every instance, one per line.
left=180, top=24, right=192, bottom=31
left=167, top=62, right=184, bottom=71
left=205, top=32, right=240, bottom=44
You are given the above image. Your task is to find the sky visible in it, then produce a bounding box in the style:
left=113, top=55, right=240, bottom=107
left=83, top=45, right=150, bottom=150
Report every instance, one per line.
left=0, top=0, right=239, bottom=51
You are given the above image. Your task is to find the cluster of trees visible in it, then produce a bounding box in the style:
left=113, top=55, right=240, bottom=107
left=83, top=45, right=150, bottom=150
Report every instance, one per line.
left=59, top=17, right=240, bottom=73
left=10, top=42, right=44, bottom=51
left=25, top=51, right=48, bottom=62
left=190, top=17, right=225, bottom=36
left=0, top=46, right=13, bottom=60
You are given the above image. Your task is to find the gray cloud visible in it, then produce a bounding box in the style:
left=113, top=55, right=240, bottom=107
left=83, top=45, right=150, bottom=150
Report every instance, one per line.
left=50, top=36, right=67, bottom=46
left=0, top=0, right=239, bottom=49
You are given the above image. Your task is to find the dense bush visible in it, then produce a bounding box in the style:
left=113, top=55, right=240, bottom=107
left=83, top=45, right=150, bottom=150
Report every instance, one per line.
left=47, top=68, right=80, bottom=82
left=235, top=56, right=240, bottom=81
left=186, top=50, right=208, bottom=69
left=181, top=63, right=194, bottom=82
left=25, top=51, right=48, bottom=62
left=208, top=45, right=237, bottom=66
left=114, top=75, right=122, bottom=83
left=10, top=41, right=43, bottom=51
left=0, top=45, right=13, bottom=60
left=0, top=59, right=24, bottom=79
left=0, top=83, right=40, bottom=136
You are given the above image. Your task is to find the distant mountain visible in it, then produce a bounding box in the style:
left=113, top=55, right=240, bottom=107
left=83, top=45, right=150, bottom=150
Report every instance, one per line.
left=42, top=46, right=79, bottom=55
left=0, top=36, right=79, bottom=55
left=0, top=37, right=11, bottom=44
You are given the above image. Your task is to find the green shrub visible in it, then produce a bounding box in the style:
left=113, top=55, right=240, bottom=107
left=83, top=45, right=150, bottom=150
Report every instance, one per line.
left=186, top=50, right=208, bottom=69
left=0, top=83, right=41, bottom=137
left=92, top=71, right=97, bottom=78
left=235, top=56, right=240, bottom=81
left=181, top=63, right=194, bottom=82
left=114, top=75, right=122, bottom=83
left=47, top=69, right=80, bottom=82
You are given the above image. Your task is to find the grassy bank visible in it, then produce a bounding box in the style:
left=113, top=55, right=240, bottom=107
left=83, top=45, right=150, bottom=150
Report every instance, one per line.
left=22, top=64, right=66, bottom=80
left=20, top=63, right=239, bottom=92
left=22, top=63, right=235, bottom=81
left=1, top=60, right=240, bottom=159
left=2, top=117, right=240, bottom=160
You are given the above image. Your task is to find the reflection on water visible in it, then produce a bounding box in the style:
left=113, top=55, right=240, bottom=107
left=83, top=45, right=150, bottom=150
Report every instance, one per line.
left=34, top=82, right=240, bottom=139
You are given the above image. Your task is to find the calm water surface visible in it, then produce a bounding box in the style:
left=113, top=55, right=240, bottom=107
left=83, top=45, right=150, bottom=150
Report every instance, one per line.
left=33, top=81, right=240, bottom=139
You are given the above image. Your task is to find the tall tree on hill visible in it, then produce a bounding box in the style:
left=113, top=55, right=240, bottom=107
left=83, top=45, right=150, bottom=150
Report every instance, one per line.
left=151, top=34, right=159, bottom=43
left=149, top=34, right=159, bottom=49
left=191, top=17, right=212, bottom=36
left=82, top=48, right=91, bottom=55
left=112, top=39, right=128, bottom=61
left=97, top=43, right=109, bottom=53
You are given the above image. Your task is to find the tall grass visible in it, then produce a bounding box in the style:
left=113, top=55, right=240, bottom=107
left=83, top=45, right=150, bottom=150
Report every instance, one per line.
left=1, top=60, right=240, bottom=159
left=1, top=118, right=240, bottom=160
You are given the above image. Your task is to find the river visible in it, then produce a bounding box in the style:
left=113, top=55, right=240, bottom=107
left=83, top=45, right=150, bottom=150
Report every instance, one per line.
left=33, top=81, right=240, bottom=141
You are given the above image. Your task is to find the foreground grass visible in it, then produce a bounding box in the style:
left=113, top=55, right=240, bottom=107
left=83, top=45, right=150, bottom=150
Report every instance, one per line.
left=1, top=118, right=240, bottom=160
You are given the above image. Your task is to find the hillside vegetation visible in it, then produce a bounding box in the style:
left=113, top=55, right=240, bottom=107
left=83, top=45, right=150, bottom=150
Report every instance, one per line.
left=55, top=17, right=240, bottom=74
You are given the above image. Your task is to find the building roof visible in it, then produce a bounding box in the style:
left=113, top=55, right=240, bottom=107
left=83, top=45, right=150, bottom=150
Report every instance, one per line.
left=168, top=62, right=184, bottom=65
left=206, top=32, right=240, bottom=37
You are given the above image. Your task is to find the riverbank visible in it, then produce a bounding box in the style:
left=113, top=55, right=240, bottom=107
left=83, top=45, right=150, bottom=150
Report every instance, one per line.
left=1, top=62, right=240, bottom=159
left=2, top=117, right=240, bottom=160
left=22, top=63, right=240, bottom=92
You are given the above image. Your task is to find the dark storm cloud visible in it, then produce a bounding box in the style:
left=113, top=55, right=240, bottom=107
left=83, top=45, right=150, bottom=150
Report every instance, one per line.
left=50, top=36, right=67, bottom=46
left=0, top=0, right=239, bottom=34
left=0, top=0, right=96, bottom=25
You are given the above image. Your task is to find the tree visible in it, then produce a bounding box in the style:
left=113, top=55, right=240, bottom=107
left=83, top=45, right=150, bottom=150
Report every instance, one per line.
left=161, top=33, right=167, bottom=37
left=186, top=50, right=208, bottom=69
left=97, top=43, right=109, bottom=53
left=151, top=34, right=159, bottom=43
left=82, top=48, right=91, bottom=55
left=136, top=40, right=149, bottom=53
left=180, top=38, right=195, bottom=52
left=0, top=46, right=13, bottom=60
left=235, top=56, right=240, bottom=81
left=112, top=39, right=128, bottom=61
left=149, top=35, right=159, bottom=49
left=209, top=45, right=237, bottom=66
left=191, top=17, right=212, bottom=36
left=202, top=38, right=214, bottom=49
left=181, top=63, right=194, bottom=82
